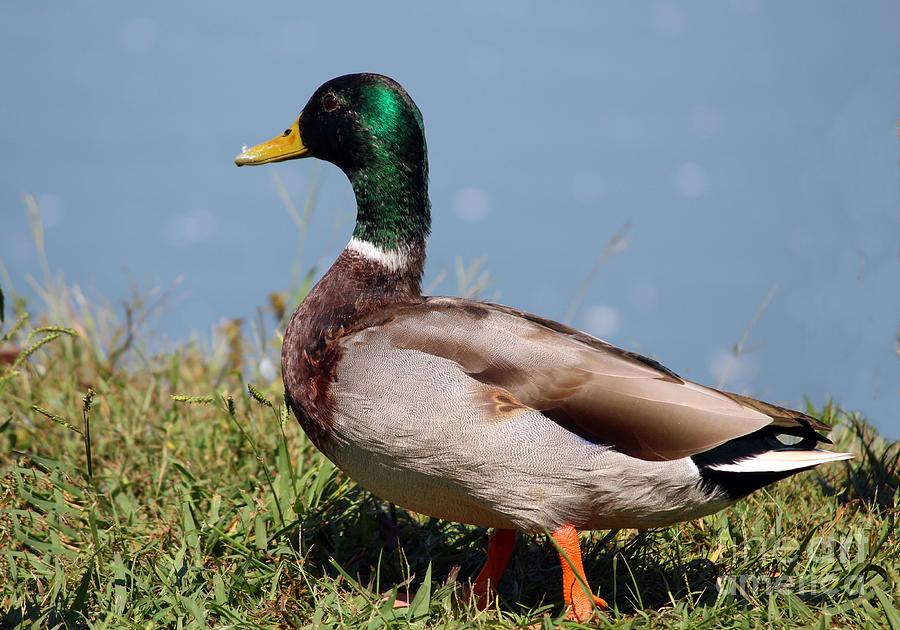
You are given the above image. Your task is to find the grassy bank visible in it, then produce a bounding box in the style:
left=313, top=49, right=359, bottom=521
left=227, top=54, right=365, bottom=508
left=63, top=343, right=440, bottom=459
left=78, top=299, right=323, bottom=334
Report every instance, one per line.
left=1, top=242, right=898, bottom=628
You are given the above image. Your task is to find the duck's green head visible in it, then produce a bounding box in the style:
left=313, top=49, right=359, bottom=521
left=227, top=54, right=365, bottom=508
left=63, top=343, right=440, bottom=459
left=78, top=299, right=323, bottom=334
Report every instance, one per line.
left=236, top=73, right=430, bottom=250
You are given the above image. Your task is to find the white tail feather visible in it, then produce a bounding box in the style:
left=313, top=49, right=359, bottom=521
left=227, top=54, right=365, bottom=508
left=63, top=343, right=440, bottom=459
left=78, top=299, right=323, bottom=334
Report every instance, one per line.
left=709, top=449, right=853, bottom=473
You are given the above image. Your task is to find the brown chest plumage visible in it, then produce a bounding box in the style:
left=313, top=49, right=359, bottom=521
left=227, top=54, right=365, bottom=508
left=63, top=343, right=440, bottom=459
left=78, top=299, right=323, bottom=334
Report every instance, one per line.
left=281, top=246, right=424, bottom=450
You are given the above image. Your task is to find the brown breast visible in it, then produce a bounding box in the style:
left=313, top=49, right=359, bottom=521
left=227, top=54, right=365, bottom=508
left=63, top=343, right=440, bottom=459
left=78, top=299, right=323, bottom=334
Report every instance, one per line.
left=281, top=245, right=424, bottom=450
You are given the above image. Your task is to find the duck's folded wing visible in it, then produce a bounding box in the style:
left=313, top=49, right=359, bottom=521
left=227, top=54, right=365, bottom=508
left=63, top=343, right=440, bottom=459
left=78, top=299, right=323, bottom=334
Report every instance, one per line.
left=348, top=297, right=829, bottom=461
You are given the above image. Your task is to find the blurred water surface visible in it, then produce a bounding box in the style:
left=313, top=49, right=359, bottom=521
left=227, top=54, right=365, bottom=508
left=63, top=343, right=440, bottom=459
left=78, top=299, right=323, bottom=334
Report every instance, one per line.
left=1, top=2, right=898, bottom=434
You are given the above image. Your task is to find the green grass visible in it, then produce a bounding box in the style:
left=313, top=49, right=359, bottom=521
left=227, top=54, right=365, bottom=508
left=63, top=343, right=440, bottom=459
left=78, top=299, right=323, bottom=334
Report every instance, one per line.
left=1, top=217, right=899, bottom=628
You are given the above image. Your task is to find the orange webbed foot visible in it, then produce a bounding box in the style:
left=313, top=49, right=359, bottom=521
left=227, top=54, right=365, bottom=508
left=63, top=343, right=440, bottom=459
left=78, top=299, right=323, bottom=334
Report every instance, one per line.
left=468, top=528, right=516, bottom=610
left=565, top=592, right=608, bottom=622
left=552, top=524, right=607, bottom=622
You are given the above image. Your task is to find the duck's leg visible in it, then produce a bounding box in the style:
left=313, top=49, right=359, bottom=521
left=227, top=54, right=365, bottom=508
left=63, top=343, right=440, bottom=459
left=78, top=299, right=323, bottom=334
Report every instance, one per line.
left=551, top=524, right=608, bottom=621
left=470, top=528, right=516, bottom=609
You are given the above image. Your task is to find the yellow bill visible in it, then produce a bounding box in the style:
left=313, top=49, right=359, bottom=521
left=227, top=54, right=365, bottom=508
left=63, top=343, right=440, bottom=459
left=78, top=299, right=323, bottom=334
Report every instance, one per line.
left=234, top=116, right=309, bottom=166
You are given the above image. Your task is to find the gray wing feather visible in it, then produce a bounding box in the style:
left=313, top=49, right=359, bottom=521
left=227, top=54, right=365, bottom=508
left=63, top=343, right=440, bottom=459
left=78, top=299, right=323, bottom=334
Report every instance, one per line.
left=342, top=297, right=817, bottom=461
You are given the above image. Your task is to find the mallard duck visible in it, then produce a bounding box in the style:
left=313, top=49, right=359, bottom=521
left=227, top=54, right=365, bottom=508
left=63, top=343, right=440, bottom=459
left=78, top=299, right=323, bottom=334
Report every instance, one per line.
left=235, top=73, right=852, bottom=621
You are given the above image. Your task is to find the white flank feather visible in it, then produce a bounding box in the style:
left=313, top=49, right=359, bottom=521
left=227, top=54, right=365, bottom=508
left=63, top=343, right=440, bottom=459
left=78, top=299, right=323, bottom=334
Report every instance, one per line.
left=709, top=449, right=853, bottom=473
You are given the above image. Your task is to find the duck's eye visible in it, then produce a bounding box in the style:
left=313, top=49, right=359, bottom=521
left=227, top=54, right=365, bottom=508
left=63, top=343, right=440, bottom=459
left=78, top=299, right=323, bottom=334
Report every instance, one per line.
left=322, top=93, right=339, bottom=112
